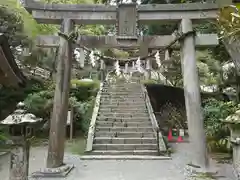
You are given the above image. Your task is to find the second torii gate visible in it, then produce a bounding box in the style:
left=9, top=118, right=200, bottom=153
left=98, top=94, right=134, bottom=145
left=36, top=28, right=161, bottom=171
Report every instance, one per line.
left=23, top=0, right=227, bottom=177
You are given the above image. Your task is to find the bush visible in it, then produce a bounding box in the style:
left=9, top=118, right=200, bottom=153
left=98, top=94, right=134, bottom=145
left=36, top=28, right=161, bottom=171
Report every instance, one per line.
left=0, top=78, right=44, bottom=119
left=24, top=90, right=54, bottom=118
left=203, top=98, right=237, bottom=153
left=71, top=97, right=95, bottom=135
left=70, top=79, right=100, bottom=101
left=23, top=79, right=100, bottom=134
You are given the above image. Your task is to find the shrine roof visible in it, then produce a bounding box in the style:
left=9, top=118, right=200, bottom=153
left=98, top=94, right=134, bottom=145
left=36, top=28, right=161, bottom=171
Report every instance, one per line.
left=0, top=34, right=26, bottom=87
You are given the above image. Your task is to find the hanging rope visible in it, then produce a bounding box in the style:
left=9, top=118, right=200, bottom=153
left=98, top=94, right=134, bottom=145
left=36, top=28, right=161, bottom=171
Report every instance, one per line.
left=58, top=30, right=196, bottom=62
left=115, top=60, right=121, bottom=76
left=155, top=50, right=161, bottom=68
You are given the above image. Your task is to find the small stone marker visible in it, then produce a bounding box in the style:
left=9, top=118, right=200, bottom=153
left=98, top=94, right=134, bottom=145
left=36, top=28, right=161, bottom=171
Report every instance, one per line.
left=179, top=129, right=184, bottom=137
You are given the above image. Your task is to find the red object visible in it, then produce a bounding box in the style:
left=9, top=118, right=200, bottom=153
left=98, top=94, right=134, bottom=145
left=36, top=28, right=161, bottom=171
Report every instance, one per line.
left=177, top=136, right=183, bottom=142
left=168, top=129, right=173, bottom=141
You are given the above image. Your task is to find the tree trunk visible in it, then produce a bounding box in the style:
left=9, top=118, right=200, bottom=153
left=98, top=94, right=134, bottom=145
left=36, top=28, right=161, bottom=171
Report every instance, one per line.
left=47, top=19, right=74, bottom=168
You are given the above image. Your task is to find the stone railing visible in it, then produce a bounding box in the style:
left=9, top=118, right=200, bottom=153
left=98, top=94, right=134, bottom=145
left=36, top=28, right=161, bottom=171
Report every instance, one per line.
left=85, top=82, right=103, bottom=152
left=141, top=85, right=167, bottom=153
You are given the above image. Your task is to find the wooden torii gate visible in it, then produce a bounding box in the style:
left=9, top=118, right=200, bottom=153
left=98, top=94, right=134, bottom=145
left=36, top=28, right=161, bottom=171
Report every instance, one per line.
left=23, top=0, right=228, bottom=176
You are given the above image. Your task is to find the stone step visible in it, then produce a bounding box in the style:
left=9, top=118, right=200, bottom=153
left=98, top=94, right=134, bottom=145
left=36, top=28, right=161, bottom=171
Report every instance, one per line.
left=100, top=102, right=145, bottom=106
left=96, top=120, right=149, bottom=124
left=102, top=97, right=144, bottom=100
left=80, top=155, right=171, bottom=160
left=95, top=131, right=155, bottom=138
left=103, top=86, right=141, bottom=89
left=93, top=144, right=157, bottom=150
left=101, top=100, right=145, bottom=103
left=97, top=116, right=149, bottom=120
left=102, top=89, right=142, bottom=92
left=88, top=150, right=158, bottom=156
left=102, top=89, right=144, bottom=95
left=100, top=99, right=144, bottom=102
left=104, top=84, right=140, bottom=87
left=97, top=117, right=150, bottom=122
left=98, top=112, right=148, bottom=116
left=96, top=121, right=152, bottom=127
left=98, top=112, right=149, bottom=119
left=94, top=137, right=157, bottom=144
left=96, top=127, right=154, bottom=133
left=99, top=106, right=147, bottom=109
left=101, top=97, right=144, bottom=100
left=99, top=108, right=147, bottom=112
left=103, top=89, right=143, bottom=92
left=101, top=95, right=144, bottom=98
left=100, top=102, right=145, bottom=105
left=104, top=84, right=140, bottom=86
left=103, top=92, right=143, bottom=95
left=101, top=92, right=143, bottom=95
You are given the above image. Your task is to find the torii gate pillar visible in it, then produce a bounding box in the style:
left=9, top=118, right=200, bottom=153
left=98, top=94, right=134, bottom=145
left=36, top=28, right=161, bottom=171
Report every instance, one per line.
left=47, top=19, right=74, bottom=169
left=180, top=19, right=209, bottom=170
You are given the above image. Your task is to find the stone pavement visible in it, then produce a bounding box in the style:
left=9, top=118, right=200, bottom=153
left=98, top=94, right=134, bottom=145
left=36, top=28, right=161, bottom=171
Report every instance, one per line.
left=0, top=143, right=236, bottom=180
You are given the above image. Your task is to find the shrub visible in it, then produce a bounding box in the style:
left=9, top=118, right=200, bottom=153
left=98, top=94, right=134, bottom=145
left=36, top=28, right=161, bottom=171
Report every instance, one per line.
left=0, top=78, right=44, bottom=119
left=203, top=98, right=237, bottom=153
left=70, top=79, right=100, bottom=102
left=24, top=89, right=54, bottom=118
left=23, top=79, right=100, bottom=134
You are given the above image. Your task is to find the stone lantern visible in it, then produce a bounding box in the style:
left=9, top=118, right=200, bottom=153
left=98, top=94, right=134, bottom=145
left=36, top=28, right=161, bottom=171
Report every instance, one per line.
left=1, top=102, right=43, bottom=180
left=223, top=109, right=240, bottom=179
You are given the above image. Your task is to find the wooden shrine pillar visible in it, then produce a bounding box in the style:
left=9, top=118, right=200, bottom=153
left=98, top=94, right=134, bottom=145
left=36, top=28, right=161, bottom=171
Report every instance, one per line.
left=47, top=19, right=74, bottom=168
left=180, top=19, right=209, bottom=170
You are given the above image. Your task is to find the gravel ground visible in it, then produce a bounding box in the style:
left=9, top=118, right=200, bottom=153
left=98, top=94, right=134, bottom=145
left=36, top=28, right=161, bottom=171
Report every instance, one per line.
left=0, top=143, right=236, bottom=180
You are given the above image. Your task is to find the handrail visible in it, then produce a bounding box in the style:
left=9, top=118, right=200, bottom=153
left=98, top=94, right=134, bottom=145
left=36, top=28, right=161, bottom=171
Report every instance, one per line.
left=85, top=82, right=103, bottom=152
left=141, top=84, right=167, bottom=153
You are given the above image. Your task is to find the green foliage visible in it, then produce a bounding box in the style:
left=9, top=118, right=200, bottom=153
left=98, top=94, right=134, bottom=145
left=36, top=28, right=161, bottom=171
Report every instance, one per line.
left=217, top=5, right=240, bottom=40
left=23, top=79, right=100, bottom=134
left=74, top=98, right=95, bottom=134
left=24, top=90, right=54, bottom=118
left=70, top=79, right=100, bottom=101
left=203, top=99, right=237, bottom=153
left=0, top=78, right=44, bottom=119
left=0, top=5, right=30, bottom=49
left=69, top=80, right=100, bottom=133
left=0, top=127, right=9, bottom=145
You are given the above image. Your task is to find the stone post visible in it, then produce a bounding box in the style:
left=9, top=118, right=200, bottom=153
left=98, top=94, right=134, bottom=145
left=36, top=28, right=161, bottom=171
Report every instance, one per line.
left=223, top=114, right=240, bottom=178
left=125, top=63, right=128, bottom=73
left=47, top=19, right=74, bottom=168
left=140, top=45, right=150, bottom=80
left=180, top=19, right=209, bottom=170
left=100, top=59, right=105, bottom=81
left=80, top=48, right=85, bottom=66
left=146, top=59, right=151, bottom=80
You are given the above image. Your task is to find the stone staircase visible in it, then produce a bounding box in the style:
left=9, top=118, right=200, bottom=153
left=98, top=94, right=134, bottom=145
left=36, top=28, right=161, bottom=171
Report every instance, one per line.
left=84, top=81, right=168, bottom=159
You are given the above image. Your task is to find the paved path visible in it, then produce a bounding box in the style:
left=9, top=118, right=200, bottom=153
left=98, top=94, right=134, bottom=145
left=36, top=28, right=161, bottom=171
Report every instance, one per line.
left=0, top=143, right=236, bottom=180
